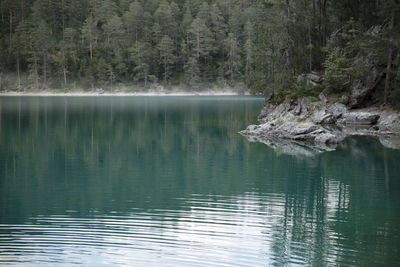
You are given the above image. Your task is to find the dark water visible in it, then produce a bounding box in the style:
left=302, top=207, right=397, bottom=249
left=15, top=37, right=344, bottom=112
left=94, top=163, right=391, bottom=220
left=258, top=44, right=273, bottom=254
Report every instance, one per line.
left=0, top=96, right=400, bottom=266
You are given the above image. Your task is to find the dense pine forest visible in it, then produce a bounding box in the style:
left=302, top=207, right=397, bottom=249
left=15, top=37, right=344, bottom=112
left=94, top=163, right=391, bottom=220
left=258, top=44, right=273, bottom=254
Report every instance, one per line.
left=0, top=0, right=399, bottom=103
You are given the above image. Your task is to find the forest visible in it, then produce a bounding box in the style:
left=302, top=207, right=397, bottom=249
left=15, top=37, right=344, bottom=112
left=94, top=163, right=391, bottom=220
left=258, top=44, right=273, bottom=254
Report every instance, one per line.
left=0, top=0, right=399, bottom=104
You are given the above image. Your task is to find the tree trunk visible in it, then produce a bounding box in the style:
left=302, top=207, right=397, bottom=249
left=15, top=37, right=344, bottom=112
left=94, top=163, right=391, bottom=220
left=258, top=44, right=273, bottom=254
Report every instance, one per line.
left=34, top=54, right=39, bottom=88
left=196, top=32, right=200, bottom=59
left=164, top=59, right=167, bottom=82
left=62, top=0, right=67, bottom=86
left=9, top=8, right=12, bottom=54
left=308, top=19, right=312, bottom=72
left=90, top=40, right=93, bottom=60
left=63, top=65, right=67, bottom=86
left=285, top=0, right=292, bottom=86
left=317, top=0, right=328, bottom=47
left=384, top=47, right=393, bottom=104
left=322, top=0, right=327, bottom=47
left=1, top=1, right=4, bottom=23
left=312, top=0, right=316, bottom=17
left=135, top=29, right=138, bottom=44
left=43, top=51, right=47, bottom=85
left=17, top=53, right=21, bottom=89
left=384, top=14, right=394, bottom=105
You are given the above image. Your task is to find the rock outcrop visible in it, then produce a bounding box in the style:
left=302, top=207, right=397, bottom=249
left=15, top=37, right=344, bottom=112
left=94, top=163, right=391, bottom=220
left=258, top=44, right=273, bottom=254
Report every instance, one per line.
left=240, top=96, right=400, bottom=152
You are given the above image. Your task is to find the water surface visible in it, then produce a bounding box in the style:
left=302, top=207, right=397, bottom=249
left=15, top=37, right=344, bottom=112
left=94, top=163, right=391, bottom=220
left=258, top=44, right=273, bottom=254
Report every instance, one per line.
left=0, top=96, right=399, bottom=266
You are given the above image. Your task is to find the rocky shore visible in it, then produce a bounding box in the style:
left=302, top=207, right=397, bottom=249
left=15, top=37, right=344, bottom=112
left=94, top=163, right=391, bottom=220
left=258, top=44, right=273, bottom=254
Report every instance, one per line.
left=240, top=93, right=400, bottom=154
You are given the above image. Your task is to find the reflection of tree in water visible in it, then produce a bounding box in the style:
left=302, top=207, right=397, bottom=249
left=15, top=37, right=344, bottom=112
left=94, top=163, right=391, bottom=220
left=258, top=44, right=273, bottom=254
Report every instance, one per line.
left=0, top=97, right=264, bottom=221
left=261, top=137, right=400, bottom=266
left=0, top=97, right=399, bottom=265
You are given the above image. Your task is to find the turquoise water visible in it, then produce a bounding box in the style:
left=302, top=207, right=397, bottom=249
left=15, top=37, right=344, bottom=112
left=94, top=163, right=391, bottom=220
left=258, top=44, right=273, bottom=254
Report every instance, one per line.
left=0, top=96, right=399, bottom=266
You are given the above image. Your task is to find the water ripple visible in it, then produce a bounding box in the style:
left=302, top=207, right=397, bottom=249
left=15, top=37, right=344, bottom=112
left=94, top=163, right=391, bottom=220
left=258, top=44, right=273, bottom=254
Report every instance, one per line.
left=0, top=192, right=382, bottom=266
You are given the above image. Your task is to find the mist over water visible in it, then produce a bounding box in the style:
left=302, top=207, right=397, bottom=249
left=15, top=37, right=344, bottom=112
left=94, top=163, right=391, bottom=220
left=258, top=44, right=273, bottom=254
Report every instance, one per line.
left=0, top=96, right=399, bottom=266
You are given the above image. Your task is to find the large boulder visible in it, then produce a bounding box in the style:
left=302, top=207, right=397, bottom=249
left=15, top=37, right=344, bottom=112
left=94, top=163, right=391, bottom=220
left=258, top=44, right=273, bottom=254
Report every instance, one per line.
left=319, top=92, right=328, bottom=103
left=341, top=112, right=380, bottom=125
left=328, top=103, right=348, bottom=119
left=257, top=103, right=276, bottom=122
left=377, top=111, right=400, bottom=133
left=312, top=109, right=334, bottom=124
left=309, top=72, right=323, bottom=84
left=293, top=98, right=311, bottom=119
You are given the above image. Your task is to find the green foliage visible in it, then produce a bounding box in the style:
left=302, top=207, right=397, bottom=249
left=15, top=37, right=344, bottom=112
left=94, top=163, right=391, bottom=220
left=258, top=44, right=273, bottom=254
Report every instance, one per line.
left=0, top=0, right=398, bottom=97
left=323, top=47, right=353, bottom=93
left=391, top=67, right=400, bottom=108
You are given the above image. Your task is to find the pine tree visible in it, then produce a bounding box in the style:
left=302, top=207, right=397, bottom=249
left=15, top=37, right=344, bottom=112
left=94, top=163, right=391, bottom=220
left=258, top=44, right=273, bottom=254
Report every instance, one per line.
left=224, top=32, right=240, bottom=83
left=32, top=19, right=52, bottom=85
left=189, top=18, right=213, bottom=59
left=185, top=56, right=200, bottom=87
left=244, top=21, right=254, bottom=87
left=82, top=16, right=97, bottom=60
left=123, top=0, right=144, bottom=43
left=158, top=35, right=175, bottom=82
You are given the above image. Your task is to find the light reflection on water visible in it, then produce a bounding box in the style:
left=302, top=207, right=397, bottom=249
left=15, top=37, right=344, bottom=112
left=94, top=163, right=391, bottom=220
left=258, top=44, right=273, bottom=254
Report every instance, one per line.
left=0, top=96, right=399, bottom=266
left=0, top=192, right=353, bottom=266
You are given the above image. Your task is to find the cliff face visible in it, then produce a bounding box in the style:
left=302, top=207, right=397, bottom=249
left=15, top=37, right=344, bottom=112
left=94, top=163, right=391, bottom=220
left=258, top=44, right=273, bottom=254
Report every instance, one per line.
left=240, top=94, right=400, bottom=153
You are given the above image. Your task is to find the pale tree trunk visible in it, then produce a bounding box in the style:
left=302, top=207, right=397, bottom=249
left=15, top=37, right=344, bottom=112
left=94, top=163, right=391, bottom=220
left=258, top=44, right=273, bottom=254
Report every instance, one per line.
left=62, top=0, right=67, bottom=86
left=9, top=8, right=12, bottom=55
left=63, top=65, right=67, bottom=86
left=43, top=51, right=47, bottom=85
left=285, top=0, right=293, bottom=86
left=34, top=54, right=39, bottom=88
left=308, top=18, right=312, bottom=72
left=17, top=53, right=21, bottom=90
left=196, top=31, right=200, bottom=58
left=384, top=47, right=393, bottom=105
left=384, top=14, right=394, bottom=105
left=164, top=59, right=167, bottom=82
left=90, top=40, right=93, bottom=60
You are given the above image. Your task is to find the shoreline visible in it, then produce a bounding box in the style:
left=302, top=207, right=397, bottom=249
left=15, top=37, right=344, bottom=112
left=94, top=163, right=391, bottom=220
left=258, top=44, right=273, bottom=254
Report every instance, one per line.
left=240, top=96, right=400, bottom=154
left=0, top=90, right=252, bottom=97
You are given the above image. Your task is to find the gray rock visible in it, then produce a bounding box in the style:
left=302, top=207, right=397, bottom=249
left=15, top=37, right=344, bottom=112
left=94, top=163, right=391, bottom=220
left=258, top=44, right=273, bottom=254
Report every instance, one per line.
left=314, top=132, right=338, bottom=144
left=245, top=125, right=260, bottom=132
left=328, top=103, right=347, bottom=119
left=342, top=112, right=380, bottom=125
left=341, top=95, right=350, bottom=105
left=290, top=123, right=318, bottom=135
left=377, top=112, right=400, bottom=132
left=299, top=98, right=311, bottom=119
left=241, top=96, right=400, bottom=153
left=319, top=92, right=328, bottom=103
left=309, top=72, right=323, bottom=83
left=294, top=101, right=302, bottom=115
left=242, top=135, right=335, bottom=157
left=293, top=98, right=310, bottom=119
left=379, top=136, right=400, bottom=149
left=313, top=109, right=335, bottom=124
left=349, top=69, right=384, bottom=108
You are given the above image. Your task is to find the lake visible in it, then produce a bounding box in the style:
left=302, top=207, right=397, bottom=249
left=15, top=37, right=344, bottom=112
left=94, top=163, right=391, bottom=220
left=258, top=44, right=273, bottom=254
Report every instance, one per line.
left=0, top=96, right=400, bottom=266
